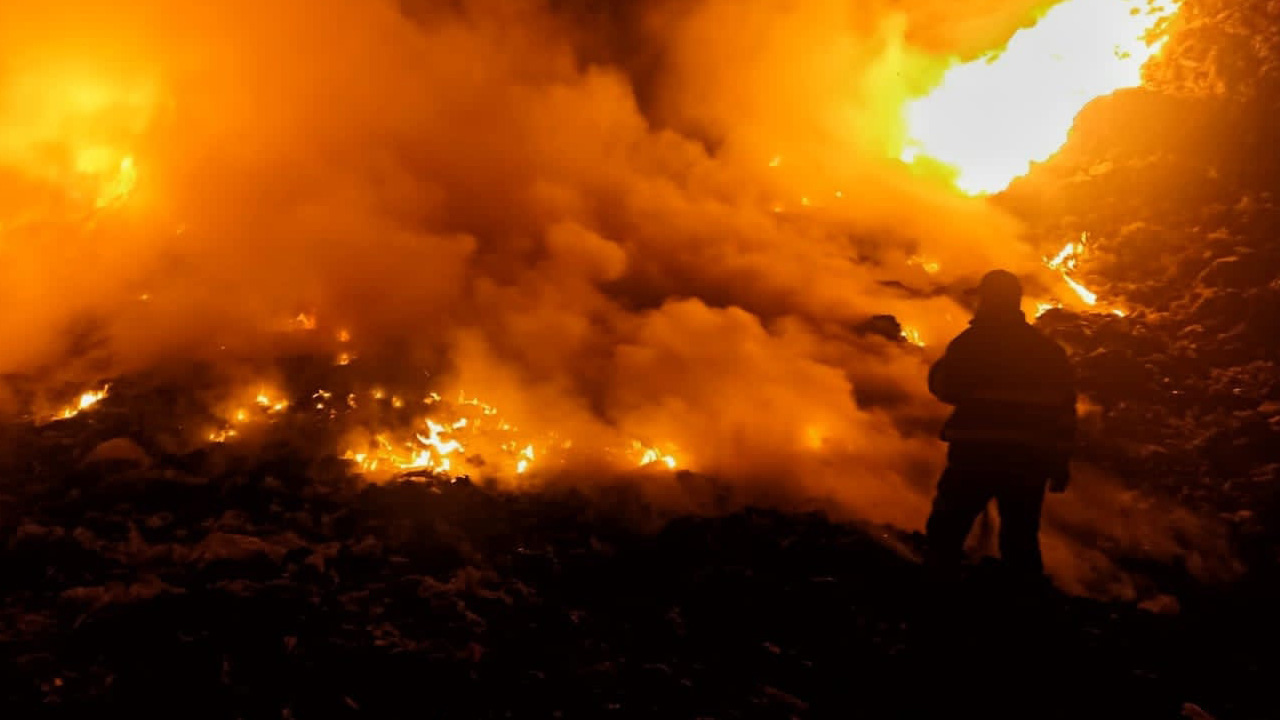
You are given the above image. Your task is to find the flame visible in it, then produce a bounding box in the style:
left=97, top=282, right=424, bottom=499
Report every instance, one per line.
left=292, top=313, right=318, bottom=331
left=335, top=390, right=682, bottom=480
left=205, top=385, right=291, bottom=441
left=208, top=428, right=238, bottom=443
left=903, top=0, right=1180, bottom=194
left=45, top=384, right=111, bottom=423
left=901, top=326, right=926, bottom=347
left=516, top=444, right=535, bottom=474
left=341, top=392, right=521, bottom=477
left=1036, top=234, right=1126, bottom=316
left=1062, top=274, right=1098, bottom=305
left=633, top=441, right=678, bottom=470
left=255, top=389, right=289, bottom=414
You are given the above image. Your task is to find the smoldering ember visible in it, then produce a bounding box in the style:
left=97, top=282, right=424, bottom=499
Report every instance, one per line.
left=2, top=0, right=1278, bottom=717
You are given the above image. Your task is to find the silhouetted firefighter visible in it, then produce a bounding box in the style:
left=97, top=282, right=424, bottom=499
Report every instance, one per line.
left=925, top=269, right=1076, bottom=576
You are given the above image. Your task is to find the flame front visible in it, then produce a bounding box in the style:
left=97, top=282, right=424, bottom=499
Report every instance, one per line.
left=903, top=0, right=1180, bottom=194
left=54, top=384, right=110, bottom=421
left=330, top=388, right=683, bottom=480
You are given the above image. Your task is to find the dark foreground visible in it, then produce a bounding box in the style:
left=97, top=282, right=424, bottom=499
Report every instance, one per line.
left=1, top=429, right=1274, bottom=720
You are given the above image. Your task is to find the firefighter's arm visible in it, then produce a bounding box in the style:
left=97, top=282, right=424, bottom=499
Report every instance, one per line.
left=928, top=334, right=976, bottom=405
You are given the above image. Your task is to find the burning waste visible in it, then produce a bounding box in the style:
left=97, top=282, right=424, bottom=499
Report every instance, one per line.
left=0, top=0, right=1203, bottom=585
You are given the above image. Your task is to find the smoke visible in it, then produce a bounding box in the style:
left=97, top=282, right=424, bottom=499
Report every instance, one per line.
left=0, top=0, right=1228, bottom=596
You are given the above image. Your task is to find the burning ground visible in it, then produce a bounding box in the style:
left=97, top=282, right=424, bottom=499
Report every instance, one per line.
left=2, top=0, right=1279, bottom=717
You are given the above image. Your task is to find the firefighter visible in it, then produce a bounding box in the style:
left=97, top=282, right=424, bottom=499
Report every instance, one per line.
left=925, top=269, right=1076, bottom=576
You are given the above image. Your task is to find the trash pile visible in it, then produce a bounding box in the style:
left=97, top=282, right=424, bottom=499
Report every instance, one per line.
left=0, top=410, right=1266, bottom=717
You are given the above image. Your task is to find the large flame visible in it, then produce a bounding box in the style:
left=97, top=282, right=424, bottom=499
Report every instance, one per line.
left=903, top=0, right=1180, bottom=194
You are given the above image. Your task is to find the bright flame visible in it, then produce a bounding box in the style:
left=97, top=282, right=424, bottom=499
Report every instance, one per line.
left=1062, top=274, right=1098, bottom=305
left=46, top=384, right=111, bottom=422
left=901, top=326, right=926, bottom=347
left=903, top=0, right=1180, bottom=194
left=194, top=379, right=684, bottom=482
left=255, top=389, right=289, bottom=414
left=1036, top=234, right=1127, bottom=316
left=516, top=444, right=535, bottom=474
left=633, top=441, right=678, bottom=470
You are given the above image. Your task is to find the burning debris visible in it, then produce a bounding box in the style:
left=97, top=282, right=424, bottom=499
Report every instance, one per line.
left=38, top=383, right=111, bottom=425
left=337, top=390, right=682, bottom=480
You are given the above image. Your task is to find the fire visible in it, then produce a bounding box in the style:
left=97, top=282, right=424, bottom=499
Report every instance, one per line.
left=634, top=442, right=678, bottom=470
left=1037, top=234, right=1126, bottom=316
left=207, top=386, right=291, bottom=442
left=43, top=384, right=111, bottom=423
left=903, top=0, right=1180, bottom=194
left=292, top=313, right=318, bottom=331
left=255, top=389, right=290, bottom=414
left=516, top=445, right=535, bottom=474
left=901, top=326, right=926, bottom=347
left=1062, top=274, right=1099, bottom=306
left=329, top=388, right=685, bottom=480
left=340, top=391, right=531, bottom=477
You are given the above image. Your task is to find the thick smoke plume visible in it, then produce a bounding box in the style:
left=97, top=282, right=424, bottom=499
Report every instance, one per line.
left=0, top=0, right=1230, bottom=595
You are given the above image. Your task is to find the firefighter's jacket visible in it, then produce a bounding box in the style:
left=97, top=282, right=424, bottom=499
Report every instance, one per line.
left=928, top=309, right=1077, bottom=458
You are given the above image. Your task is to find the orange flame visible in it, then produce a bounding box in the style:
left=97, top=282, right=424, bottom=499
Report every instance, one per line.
left=45, top=384, right=111, bottom=423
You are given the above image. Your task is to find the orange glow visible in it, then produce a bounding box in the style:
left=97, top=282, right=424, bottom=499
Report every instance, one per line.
left=0, top=62, right=158, bottom=211
left=903, top=0, right=1180, bottom=194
